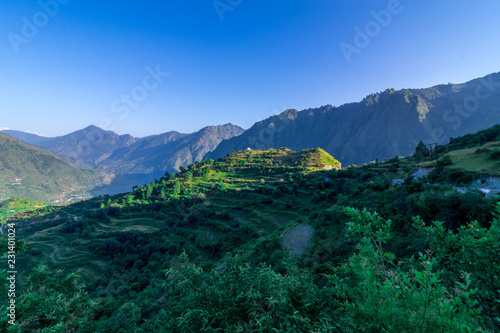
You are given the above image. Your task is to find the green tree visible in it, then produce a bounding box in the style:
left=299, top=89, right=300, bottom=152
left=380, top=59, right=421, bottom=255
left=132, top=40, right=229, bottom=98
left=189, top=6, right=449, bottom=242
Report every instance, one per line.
left=185, top=171, right=193, bottom=183
left=173, top=181, right=181, bottom=196
left=0, top=267, right=97, bottom=332
left=330, top=207, right=483, bottom=331
left=438, top=154, right=453, bottom=166
left=414, top=141, right=430, bottom=160
left=146, top=184, right=153, bottom=199
left=151, top=254, right=335, bottom=332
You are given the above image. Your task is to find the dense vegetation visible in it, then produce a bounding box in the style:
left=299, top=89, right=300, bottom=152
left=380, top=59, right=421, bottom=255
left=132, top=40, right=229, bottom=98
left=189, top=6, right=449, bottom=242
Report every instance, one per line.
left=1, top=130, right=499, bottom=331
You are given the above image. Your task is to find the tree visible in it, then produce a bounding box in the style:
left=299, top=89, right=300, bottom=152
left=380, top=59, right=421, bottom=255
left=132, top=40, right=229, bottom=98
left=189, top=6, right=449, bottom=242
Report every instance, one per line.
left=152, top=254, right=333, bottom=332
left=146, top=184, right=153, bottom=199
left=414, top=141, right=430, bottom=160
left=185, top=171, right=193, bottom=183
left=126, top=195, right=133, bottom=204
left=489, top=150, right=500, bottom=160
left=329, top=207, right=485, bottom=331
left=173, top=181, right=181, bottom=196
left=0, top=267, right=97, bottom=332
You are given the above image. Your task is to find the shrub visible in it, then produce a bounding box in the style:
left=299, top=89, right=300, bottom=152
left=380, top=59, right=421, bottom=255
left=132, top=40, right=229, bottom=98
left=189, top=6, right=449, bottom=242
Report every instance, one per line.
left=438, top=155, right=453, bottom=166
left=489, top=150, right=500, bottom=160
left=475, top=148, right=491, bottom=154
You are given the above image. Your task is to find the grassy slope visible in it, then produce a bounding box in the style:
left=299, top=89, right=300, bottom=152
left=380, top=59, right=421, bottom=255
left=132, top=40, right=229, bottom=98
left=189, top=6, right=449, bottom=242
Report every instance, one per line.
left=13, top=141, right=496, bottom=287
left=0, top=133, right=108, bottom=203
left=418, top=124, right=500, bottom=176
left=11, top=128, right=500, bottom=282
left=0, top=197, right=45, bottom=223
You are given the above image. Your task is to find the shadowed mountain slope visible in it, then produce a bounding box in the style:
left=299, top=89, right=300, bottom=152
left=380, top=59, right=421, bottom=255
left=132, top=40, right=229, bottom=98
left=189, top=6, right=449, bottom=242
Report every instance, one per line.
left=209, top=72, right=500, bottom=165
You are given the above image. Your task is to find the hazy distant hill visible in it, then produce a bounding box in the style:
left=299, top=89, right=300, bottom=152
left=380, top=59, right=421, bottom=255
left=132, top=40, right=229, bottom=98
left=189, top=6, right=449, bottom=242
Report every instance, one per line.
left=3, top=126, right=137, bottom=169
left=97, top=124, right=244, bottom=179
left=209, top=72, right=500, bottom=165
left=36, top=125, right=137, bottom=169
left=0, top=133, right=107, bottom=203
left=4, top=124, right=244, bottom=194
left=2, top=130, right=51, bottom=146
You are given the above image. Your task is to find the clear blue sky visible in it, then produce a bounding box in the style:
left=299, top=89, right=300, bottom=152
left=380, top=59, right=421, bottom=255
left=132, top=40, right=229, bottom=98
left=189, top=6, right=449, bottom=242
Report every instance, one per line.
left=1, top=0, right=499, bottom=137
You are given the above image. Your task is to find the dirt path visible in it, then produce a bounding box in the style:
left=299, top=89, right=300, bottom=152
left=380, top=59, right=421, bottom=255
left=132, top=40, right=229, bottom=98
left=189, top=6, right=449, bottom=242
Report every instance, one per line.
left=47, top=244, right=60, bottom=264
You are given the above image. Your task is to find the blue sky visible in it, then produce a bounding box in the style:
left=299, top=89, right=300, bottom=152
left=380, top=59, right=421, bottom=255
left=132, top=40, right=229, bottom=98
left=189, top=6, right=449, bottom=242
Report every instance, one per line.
left=1, top=0, right=499, bottom=137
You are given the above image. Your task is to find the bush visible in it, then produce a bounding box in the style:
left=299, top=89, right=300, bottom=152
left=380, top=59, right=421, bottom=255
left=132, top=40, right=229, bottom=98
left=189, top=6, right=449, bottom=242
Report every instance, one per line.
left=489, top=150, right=500, bottom=160
left=475, top=148, right=491, bottom=154
left=438, top=154, right=453, bottom=166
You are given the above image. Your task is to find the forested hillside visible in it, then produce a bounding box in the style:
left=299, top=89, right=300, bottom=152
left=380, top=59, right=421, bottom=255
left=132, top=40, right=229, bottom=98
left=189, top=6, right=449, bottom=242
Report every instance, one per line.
left=1, top=125, right=499, bottom=331
left=0, top=133, right=108, bottom=203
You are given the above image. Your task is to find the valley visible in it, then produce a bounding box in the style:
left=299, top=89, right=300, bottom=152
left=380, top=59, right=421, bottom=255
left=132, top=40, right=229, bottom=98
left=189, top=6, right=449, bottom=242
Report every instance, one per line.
left=3, top=2, right=499, bottom=331
left=2, top=72, right=500, bottom=204
left=1, top=125, right=499, bottom=331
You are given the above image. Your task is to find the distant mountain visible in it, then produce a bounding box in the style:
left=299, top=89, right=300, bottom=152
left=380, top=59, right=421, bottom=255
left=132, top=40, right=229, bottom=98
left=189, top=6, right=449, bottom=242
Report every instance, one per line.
left=209, top=72, right=500, bottom=165
left=35, top=125, right=137, bottom=169
left=4, top=124, right=244, bottom=195
left=1, top=130, right=51, bottom=146
left=3, top=125, right=137, bottom=169
left=0, top=133, right=107, bottom=203
left=97, top=124, right=244, bottom=181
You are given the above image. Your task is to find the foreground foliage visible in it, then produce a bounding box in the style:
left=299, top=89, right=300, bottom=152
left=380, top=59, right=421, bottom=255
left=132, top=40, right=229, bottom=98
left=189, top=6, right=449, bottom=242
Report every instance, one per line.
left=1, top=138, right=499, bottom=331
left=5, top=204, right=498, bottom=332
left=140, top=206, right=499, bottom=332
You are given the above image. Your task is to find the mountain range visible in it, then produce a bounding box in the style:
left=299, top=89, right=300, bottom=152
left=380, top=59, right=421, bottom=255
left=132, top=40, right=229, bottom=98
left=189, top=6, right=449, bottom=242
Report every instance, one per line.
left=209, top=72, right=500, bottom=165
left=3, top=124, right=244, bottom=197
left=2, top=71, right=499, bottom=200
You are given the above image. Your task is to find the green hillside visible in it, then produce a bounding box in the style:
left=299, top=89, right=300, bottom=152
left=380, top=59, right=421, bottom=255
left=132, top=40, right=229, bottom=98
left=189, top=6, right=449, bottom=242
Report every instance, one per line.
left=0, top=197, right=45, bottom=223
left=416, top=124, right=500, bottom=176
left=1, top=138, right=499, bottom=331
left=0, top=133, right=108, bottom=204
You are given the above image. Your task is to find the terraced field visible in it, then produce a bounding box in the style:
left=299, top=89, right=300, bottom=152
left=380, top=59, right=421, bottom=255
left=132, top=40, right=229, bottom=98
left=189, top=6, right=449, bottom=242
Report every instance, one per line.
left=17, top=213, right=171, bottom=284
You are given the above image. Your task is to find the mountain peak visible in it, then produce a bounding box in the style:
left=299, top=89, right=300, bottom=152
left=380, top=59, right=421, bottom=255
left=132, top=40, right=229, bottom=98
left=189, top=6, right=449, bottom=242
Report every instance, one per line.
left=277, top=109, right=299, bottom=121
left=82, top=125, right=108, bottom=133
